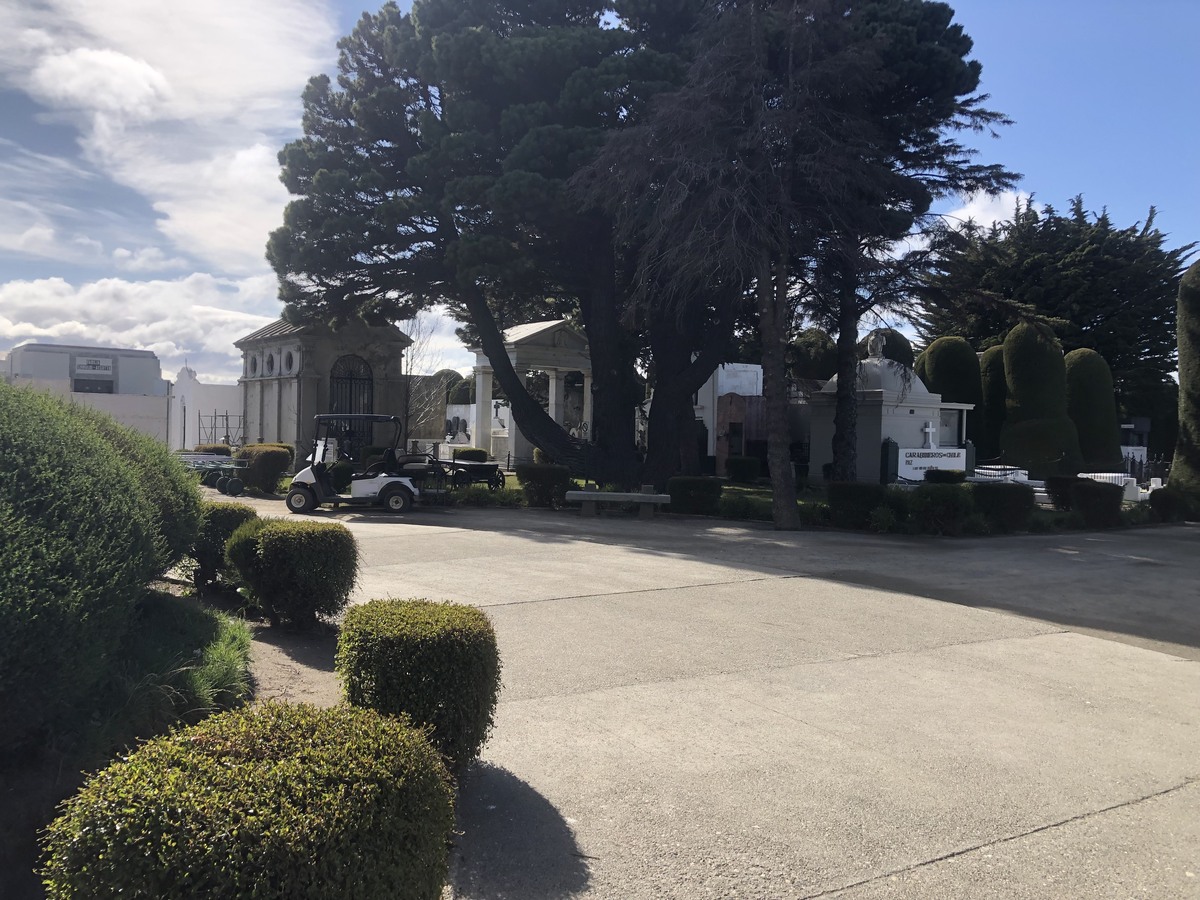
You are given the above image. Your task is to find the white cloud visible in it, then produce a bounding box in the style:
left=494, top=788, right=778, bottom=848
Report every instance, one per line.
left=112, top=245, right=188, bottom=272
left=941, top=190, right=1031, bottom=231
left=0, top=199, right=107, bottom=262
left=0, top=273, right=279, bottom=381
left=0, top=0, right=340, bottom=276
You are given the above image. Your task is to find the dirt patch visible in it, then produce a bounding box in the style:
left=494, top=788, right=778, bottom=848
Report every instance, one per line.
left=248, top=622, right=342, bottom=708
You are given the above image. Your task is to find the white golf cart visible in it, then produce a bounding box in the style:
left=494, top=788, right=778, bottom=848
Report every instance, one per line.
left=286, top=414, right=445, bottom=514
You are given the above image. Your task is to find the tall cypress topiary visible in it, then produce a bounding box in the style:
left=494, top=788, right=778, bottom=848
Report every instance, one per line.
left=978, top=344, right=1007, bottom=460
left=1000, top=322, right=1083, bottom=477
left=920, top=337, right=983, bottom=445
left=1170, top=260, right=1200, bottom=493
left=1065, top=348, right=1123, bottom=470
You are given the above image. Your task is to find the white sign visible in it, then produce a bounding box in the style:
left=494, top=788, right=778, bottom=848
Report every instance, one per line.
left=75, top=356, right=113, bottom=376
left=900, top=448, right=967, bottom=479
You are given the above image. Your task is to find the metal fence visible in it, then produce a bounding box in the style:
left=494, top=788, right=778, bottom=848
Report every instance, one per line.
left=1123, top=453, right=1171, bottom=485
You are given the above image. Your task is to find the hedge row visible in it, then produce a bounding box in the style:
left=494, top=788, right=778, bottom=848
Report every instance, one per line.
left=514, top=463, right=571, bottom=507
left=41, top=703, right=454, bottom=899
left=234, top=444, right=293, bottom=493
left=826, top=480, right=1048, bottom=536
left=667, top=476, right=723, bottom=515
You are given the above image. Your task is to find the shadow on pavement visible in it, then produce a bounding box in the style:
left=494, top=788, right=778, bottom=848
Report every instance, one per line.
left=249, top=623, right=338, bottom=673
left=450, top=762, right=591, bottom=899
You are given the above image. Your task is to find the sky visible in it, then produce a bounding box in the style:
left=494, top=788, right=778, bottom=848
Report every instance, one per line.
left=1, top=0, right=1197, bottom=384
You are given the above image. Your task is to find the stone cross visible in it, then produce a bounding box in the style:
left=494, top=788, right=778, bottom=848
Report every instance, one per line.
left=922, top=420, right=938, bottom=449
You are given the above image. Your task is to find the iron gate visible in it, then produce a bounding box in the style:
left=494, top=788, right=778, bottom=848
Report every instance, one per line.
left=329, top=355, right=374, bottom=455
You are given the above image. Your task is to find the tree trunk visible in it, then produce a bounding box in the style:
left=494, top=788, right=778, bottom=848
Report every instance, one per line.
left=831, top=290, right=860, bottom=482
left=757, top=251, right=800, bottom=528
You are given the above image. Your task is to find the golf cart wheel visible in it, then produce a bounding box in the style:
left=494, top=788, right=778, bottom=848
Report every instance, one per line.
left=381, top=486, right=413, bottom=513
left=286, top=486, right=317, bottom=514
left=203, top=470, right=222, bottom=488
left=489, top=471, right=505, bottom=491
left=216, top=476, right=230, bottom=494
left=225, top=477, right=244, bottom=497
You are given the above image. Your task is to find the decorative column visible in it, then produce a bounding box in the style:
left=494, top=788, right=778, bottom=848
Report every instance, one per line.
left=473, top=364, right=493, bottom=453
left=547, top=368, right=564, bottom=424
left=582, top=372, right=593, bottom=438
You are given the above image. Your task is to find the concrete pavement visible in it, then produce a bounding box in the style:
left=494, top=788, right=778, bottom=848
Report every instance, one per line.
left=231, top=495, right=1200, bottom=898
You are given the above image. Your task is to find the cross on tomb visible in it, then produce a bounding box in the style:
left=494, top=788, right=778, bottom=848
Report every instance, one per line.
left=922, top=420, right=938, bottom=449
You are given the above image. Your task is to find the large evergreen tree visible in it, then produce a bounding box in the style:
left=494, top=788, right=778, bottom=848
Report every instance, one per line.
left=914, top=196, right=1195, bottom=454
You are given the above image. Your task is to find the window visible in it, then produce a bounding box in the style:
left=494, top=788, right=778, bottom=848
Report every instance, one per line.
left=266, top=353, right=276, bottom=375
left=73, top=379, right=114, bottom=394
left=249, top=357, right=259, bottom=376
left=284, top=351, right=295, bottom=373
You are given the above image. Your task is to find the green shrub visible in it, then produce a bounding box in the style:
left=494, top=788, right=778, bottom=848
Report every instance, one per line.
left=193, top=501, right=258, bottom=589
left=234, top=444, right=292, bottom=493
left=1172, top=260, right=1200, bottom=493
left=1000, top=322, right=1083, bottom=476
left=0, top=385, right=158, bottom=757
left=514, top=463, right=571, bottom=508
left=921, top=337, right=983, bottom=444
left=961, top=513, right=992, bottom=536
left=257, top=442, right=297, bottom=469
left=796, top=501, right=831, bottom=527
left=65, top=404, right=203, bottom=574
left=1070, top=479, right=1123, bottom=529
left=978, top=345, right=1007, bottom=459
left=868, top=505, right=899, bottom=533
left=1148, top=486, right=1198, bottom=523
left=909, top=483, right=974, bottom=536
left=827, top=482, right=889, bottom=530
left=452, top=447, right=488, bottom=462
left=247, top=521, right=360, bottom=628
left=1065, top=348, right=1123, bottom=469
left=969, top=482, right=1035, bottom=533
left=923, top=468, right=966, bottom=484
left=667, top=476, right=723, bottom=515
left=193, top=443, right=232, bottom=456
left=725, top=455, right=762, bottom=483
left=1043, top=475, right=1082, bottom=511
left=455, top=486, right=525, bottom=507
left=1000, top=417, right=1085, bottom=480
left=223, top=517, right=270, bottom=600
left=717, top=492, right=773, bottom=521
left=40, top=702, right=453, bottom=900
left=337, top=599, right=501, bottom=772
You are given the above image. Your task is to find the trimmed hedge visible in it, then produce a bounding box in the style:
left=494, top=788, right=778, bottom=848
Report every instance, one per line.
left=910, top=483, right=974, bottom=536
left=40, top=702, right=454, bottom=900
left=66, top=404, right=202, bottom=573
left=1070, top=479, right=1123, bottom=529
left=337, top=599, right=502, bottom=772
left=921, top=337, right=983, bottom=445
left=970, top=482, right=1035, bottom=533
left=827, top=482, right=889, bottom=530
left=1148, top=486, right=1198, bottom=523
left=924, top=468, right=966, bottom=484
left=193, top=443, right=232, bottom=456
left=452, top=447, right=488, bottom=462
left=667, top=476, right=723, bottom=515
left=1000, top=323, right=1083, bottom=477
left=228, top=521, right=359, bottom=628
left=234, top=444, right=292, bottom=493
left=1044, top=475, right=1082, bottom=511
left=978, top=345, right=1008, bottom=460
left=1172, top=260, right=1200, bottom=492
left=717, top=492, right=773, bottom=521
left=0, top=385, right=158, bottom=756
left=193, top=501, right=258, bottom=589
left=1065, top=348, right=1123, bottom=469
left=514, top=463, right=571, bottom=508
left=725, top=455, right=761, bottom=484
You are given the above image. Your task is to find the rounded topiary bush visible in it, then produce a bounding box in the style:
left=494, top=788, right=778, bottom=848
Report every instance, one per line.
left=249, top=521, right=359, bottom=627
left=452, top=447, right=488, bottom=462
left=1171, top=260, right=1200, bottom=495
left=0, top=385, right=158, bottom=756
left=514, top=463, right=571, bottom=508
left=193, top=443, right=232, bottom=456
left=234, top=444, right=292, bottom=493
left=1065, top=348, right=1123, bottom=470
left=224, top=517, right=270, bottom=599
left=667, top=476, right=723, bottom=515
left=827, top=482, right=889, bottom=530
left=1148, top=486, right=1197, bottom=523
left=909, top=483, right=974, bottom=536
left=978, top=344, right=1008, bottom=460
left=337, top=599, right=501, bottom=772
left=1070, top=479, right=1123, bottom=529
left=1043, top=474, right=1083, bottom=511
left=725, top=455, right=762, bottom=483
left=1000, top=322, right=1083, bottom=477
left=969, top=482, right=1035, bottom=533
left=923, top=468, right=966, bottom=484
left=40, top=702, right=454, bottom=900
left=921, top=337, right=984, bottom=444
left=193, top=501, right=258, bottom=589
left=65, top=404, right=202, bottom=573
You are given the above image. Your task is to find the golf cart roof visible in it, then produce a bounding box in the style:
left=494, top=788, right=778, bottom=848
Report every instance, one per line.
left=313, top=414, right=402, bottom=424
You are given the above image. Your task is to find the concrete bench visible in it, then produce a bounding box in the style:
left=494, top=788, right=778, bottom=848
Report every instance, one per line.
left=564, top=486, right=671, bottom=519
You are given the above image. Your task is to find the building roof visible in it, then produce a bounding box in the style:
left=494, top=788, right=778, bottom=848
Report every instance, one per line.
left=9, top=341, right=159, bottom=358
left=234, top=318, right=312, bottom=347
left=502, top=320, right=577, bottom=344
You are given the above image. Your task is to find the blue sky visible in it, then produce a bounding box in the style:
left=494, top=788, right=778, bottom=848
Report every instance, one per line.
left=1, top=0, right=1196, bottom=383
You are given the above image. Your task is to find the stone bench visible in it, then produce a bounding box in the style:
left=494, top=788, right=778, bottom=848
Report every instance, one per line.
left=564, top=486, right=671, bottom=519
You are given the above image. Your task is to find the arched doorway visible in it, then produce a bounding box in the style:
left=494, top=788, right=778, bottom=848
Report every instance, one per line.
left=330, top=354, right=374, bottom=455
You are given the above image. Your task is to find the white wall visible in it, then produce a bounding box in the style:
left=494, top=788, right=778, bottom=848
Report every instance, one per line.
left=170, top=367, right=243, bottom=450
left=8, top=377, right=170, bottom=442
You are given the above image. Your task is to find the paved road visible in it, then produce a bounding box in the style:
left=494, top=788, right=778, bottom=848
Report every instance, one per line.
left=237, top=495, right=1200, bottom=898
